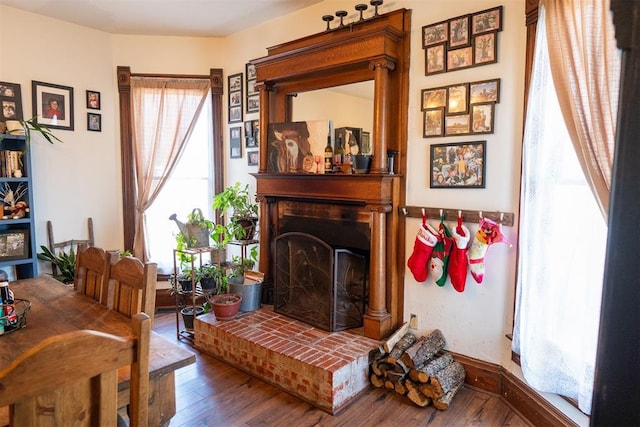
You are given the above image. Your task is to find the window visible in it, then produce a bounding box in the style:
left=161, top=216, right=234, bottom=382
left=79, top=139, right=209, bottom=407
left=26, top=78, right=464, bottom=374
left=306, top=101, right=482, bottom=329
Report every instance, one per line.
left=145, top=97, right=214, bottom=274
left=513, top=5, right=608, bottom=414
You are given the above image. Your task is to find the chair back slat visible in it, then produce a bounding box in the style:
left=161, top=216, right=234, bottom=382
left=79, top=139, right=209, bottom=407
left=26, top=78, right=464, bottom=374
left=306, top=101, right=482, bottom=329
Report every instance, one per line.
left=74, top=244, right=111, bottom=304
left=0, top=313, right=150, bottom=427
left=107, top=256, right=158, bottom=325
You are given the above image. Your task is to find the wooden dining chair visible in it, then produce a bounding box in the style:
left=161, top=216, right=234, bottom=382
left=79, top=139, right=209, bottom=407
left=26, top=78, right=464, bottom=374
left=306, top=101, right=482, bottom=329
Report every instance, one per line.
left=107, top=254, right=158, bottom=325
left=74, top=243, right=112, bottom=305
left=0, top=312, right=151, bottom=426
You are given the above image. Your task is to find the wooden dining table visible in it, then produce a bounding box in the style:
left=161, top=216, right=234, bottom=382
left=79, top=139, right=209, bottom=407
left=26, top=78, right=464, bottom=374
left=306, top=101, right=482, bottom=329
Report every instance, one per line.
left=0, top=276, right=196, bottom=426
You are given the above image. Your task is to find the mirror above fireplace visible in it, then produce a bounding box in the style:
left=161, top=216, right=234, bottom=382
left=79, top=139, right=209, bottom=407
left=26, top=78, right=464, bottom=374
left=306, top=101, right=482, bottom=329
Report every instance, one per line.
left=252, top=7, right=411, bottom=340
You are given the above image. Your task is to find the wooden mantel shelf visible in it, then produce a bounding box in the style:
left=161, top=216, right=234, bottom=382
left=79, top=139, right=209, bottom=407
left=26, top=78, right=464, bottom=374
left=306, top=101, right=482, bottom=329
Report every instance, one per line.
left=253, top=173, right=400, bottom=206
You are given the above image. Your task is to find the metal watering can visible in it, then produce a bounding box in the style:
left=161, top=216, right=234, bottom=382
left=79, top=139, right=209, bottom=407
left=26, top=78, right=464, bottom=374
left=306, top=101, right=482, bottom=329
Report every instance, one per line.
left=169, top=208, right=211, bottom=248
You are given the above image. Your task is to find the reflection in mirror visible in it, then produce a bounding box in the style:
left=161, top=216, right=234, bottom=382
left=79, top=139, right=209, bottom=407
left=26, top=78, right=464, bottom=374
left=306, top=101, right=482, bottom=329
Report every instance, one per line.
left=292, top=81, right=374, bottom=154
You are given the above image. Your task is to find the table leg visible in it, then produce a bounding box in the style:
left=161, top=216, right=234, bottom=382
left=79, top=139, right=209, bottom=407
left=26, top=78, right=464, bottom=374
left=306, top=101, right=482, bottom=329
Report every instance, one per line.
left=118, top=372, right=177, bottom=426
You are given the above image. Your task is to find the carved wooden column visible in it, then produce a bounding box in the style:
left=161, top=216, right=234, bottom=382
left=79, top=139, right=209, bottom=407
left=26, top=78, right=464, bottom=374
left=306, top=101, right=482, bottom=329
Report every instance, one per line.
left=369, top=58, right=395, bottom=174
left=116, top=66, right=135, bottom=251
left=256, top=195, right=276, bottom=303
left=257, top=82, right=272, bottom=174
left=363, top=204, right=392, bottom=339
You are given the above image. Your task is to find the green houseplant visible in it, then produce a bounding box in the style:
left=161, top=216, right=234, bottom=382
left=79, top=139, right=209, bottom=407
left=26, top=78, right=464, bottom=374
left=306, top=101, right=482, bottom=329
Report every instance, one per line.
left=1, top=117, right=64, bottom=149
left=37, top=245, right=76, bottom=284
left=212, top=182, right=259, bottom=240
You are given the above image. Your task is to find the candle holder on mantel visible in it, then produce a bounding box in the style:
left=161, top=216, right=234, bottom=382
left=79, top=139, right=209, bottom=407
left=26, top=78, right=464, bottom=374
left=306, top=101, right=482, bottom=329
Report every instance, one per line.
left=335, top=10, right=348, bottom=27
left=322, top=14, right=335, bottom=31
left=370, top=0, right=383, bottom=17
left=355, top=4, right=368, bottom=21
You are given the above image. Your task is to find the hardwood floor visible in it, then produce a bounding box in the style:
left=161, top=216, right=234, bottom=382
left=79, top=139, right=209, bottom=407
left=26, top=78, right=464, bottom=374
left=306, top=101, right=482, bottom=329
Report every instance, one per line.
left=153, top=311, right=532, bottom=427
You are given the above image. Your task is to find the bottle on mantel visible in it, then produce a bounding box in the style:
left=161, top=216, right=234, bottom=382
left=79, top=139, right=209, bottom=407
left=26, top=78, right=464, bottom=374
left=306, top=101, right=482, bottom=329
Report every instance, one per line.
left=324, top=135, right=333, bottom=173
left=333, top=135, right=344, bottom=169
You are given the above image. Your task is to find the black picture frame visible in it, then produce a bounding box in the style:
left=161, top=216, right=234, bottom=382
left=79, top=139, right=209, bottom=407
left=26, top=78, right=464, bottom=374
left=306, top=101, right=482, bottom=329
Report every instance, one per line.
left=0, top=81, right=23, bottom=123
left=423, top=108, right=445, bottom=138
left=425, top=44, right=447, bottom=76
left=87, top=112, right=101, bottom=132
left=469, top=78, right=501, bottom=104
left=0, top=229, right=30, bottom=261
left=245, top=62, right=258, bottom=114
left=422, top=20, right=448, bottom=48
left=247, top=150, right=259, bottom=166
left=474, top=32, right=498, bottom=65
left=446, top=83, right=469, bottom=115
left=421, top=86, right=447, bottom=110
left=228, top=73, right=243, bottom=124
left=445, top=114, right=471, bottom=136
left=32, top=80, right=74, bottom=130
left=230, top=126, right=242, bottom=159
left=86, top=90, right=101, bottom=110
left=472, top=6, right=503, bottom=35
left=247, top=94, right=259, bottom=113
left=430, top=141, right=485, bottom=188
left=449, top=15, right=470, bottom=48
left=470, top=103, right=495, bottom=134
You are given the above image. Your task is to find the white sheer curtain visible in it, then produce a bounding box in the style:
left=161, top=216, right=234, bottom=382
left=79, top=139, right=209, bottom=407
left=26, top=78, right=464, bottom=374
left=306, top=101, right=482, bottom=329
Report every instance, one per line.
left=130, top=78, right=210, bottom=260
left=512, top=5, right=607, bottom=414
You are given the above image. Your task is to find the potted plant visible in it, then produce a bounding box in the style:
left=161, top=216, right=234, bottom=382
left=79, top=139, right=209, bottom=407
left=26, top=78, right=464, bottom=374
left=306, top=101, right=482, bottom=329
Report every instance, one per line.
left=212, top=182, right=259, bottom=241
left=36, top=245, right=76, bottom=284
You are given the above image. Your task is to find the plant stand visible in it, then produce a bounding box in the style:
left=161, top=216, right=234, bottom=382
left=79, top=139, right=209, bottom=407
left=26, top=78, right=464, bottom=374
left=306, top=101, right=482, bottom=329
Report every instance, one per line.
left=173, top=246, right=214, bottom=342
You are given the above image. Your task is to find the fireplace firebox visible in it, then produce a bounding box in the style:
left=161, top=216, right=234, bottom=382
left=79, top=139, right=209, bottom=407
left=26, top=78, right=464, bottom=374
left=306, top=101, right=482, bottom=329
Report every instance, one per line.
left=274, top=232, right=368, bottom=332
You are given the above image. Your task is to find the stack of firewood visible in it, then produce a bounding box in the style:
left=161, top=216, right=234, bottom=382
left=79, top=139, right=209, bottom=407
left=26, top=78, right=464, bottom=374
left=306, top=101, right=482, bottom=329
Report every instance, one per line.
left=369, top=324, right=466, bottom=409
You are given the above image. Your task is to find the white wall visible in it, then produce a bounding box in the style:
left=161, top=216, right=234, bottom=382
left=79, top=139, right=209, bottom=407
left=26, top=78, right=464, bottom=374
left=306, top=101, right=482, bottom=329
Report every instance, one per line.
left=0, top=0, right=525, bottom=369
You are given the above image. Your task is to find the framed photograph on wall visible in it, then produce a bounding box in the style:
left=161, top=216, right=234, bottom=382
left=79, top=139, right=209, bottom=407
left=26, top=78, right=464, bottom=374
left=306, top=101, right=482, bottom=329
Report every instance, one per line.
left=421, top=86, right=447, bottom=110
left=247, top=94, right=259, bottom=113
left=423, top=108, right=444, bottom=138
left=0, top=81, right=23, bottom=124
left=230, top=126, right=242, bottom=159
left=228, top=73, right=243, bottom=123
left=247, top=150, right=259, bottom=166
left=445, top=114, right=470, bottom=136
left=0, top=229, right=29, bottom=261
left=447, top=84, right=468, bottom=115
left=32, top=80, right=74, bottom=130
left=245, top=63, right=257, bottom=114
left=472, top=6, right=503, bottom=35
left=448, top=15, right=470, bottom=48
left=469, top=78, right=500, bottom=104
left=425, top=44, right=446, bottom=76
left=87, top=112, right=101, bottom=132
left=86, top=90, right=100, bottom=110
left=422, top=20, right=448, bottom=47
left=430, top=141, right=485, bottom=188
left=447, top=46, right=473, bottom=71
left=474, top=32, right=497, bottom=65
left=470, top=103, right=495, bottom=134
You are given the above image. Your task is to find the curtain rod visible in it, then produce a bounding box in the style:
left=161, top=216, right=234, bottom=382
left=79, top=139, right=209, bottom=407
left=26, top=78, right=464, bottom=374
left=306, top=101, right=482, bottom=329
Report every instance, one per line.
left=399, top=205, right=515, bottom=227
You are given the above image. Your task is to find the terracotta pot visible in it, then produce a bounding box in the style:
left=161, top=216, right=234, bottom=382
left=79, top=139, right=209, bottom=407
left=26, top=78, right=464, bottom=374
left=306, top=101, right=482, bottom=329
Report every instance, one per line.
left=210, top=293, right=242, bottom=320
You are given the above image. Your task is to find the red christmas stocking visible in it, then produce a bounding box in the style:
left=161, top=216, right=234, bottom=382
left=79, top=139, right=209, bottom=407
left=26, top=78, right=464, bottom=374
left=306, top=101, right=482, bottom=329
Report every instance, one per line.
left=430, top=220, right=453, bottom=287
left=407, top=215, right=439, bottom=282
left=449, top=216, right=470, bottom=292
left=469, top=217, right=511, bottom=284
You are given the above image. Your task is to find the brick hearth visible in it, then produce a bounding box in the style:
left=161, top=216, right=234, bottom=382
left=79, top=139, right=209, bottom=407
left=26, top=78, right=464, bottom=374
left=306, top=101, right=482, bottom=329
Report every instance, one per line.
left=194, top=307, right=380, bottom=414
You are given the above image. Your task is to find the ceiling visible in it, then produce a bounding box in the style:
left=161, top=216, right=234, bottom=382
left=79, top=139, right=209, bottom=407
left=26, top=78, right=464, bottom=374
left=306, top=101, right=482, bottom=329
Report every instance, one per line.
left=0, top=0, right=324, bottom=37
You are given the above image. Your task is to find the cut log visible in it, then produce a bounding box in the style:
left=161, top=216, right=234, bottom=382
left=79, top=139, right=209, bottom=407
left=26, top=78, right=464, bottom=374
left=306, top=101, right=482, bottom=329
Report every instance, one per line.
left=408, top=365, right=430, bottom=384
left=400, top=329, right=446, bottom=368
left=430, top=361, right=466, bottom=398
left=394, top=378, right=408, bottom=395
left=407, top=389, right=432, bottom=408
left=383, top=321, right=410, bottom=353
left=418, top=382, right=439, bottom=399
left=399, top=336, right=426, bottom=367
left=371, top=358, right=394, bottom=377
left=388, top=333, right=417, bottom=360
left=384, top=370, right=406, bottom=390
left=424, top=352, right=454, bottom=376
left=370, top=373, right=385, bottom=388
left=433, top=383, right=463, bottom=410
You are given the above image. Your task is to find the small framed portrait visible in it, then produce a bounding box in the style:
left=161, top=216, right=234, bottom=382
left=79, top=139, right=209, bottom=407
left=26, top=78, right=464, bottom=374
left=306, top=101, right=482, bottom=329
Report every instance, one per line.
left=430, top=141, right=486, bottom=188
left=422, top=20, right=448, bottom=47
left=470, top=103, right=495, bottom=134
left=228, top=73, right=243, bottom=124
left=230, top=126, right=242, bottom=159
left=361, top=131, right=371, bottom=155
left=247, top=94, right=260, bottom=113
left=86, top=90, right=101, bottom=110
left=469, top=78, right=501, bottom=104
left=32, top=80, right=74, bottom=130
left=449, top=15, right=470, bottom=48
left=244, top=120, right=253, bottom=138
left=245, top=137, right=257, bottom=148
left=245, top=63, right=257, bottom=81
left=0, top=81, right=23, bottom=122
left=421, top=86, right=447, bottom=110
left=0, top=229, right=29, bottom=261
left=247, top=150, right=259, bottom=166
left=445, top=114, right=471, bottom=136
left=472, top=6, right=503, bottom=35
left=447, top=84, right=468, bottom=115
left=425, top=44, right=446, bottom=76
left=247, top=79, right=257, bottom=95
left=229, top=105, right=242, bottom=124
left=474, top=32, right=497, bottom=65
left=447, top=46, right=473, bottom=71
left=87, top=112, right=101, bottom=132
left=423, top=108, right=444, bottom=138
left=251, top=119, right=260, bottom=144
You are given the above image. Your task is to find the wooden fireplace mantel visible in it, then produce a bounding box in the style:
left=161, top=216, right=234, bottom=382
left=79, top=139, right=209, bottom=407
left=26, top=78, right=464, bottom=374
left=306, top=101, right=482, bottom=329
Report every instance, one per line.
left=252, top=8, right=411, bottom=340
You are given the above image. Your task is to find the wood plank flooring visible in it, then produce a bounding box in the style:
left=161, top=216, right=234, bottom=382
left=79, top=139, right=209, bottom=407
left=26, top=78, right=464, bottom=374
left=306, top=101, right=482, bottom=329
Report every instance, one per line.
left=153, top=311, right=532, bottom=427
